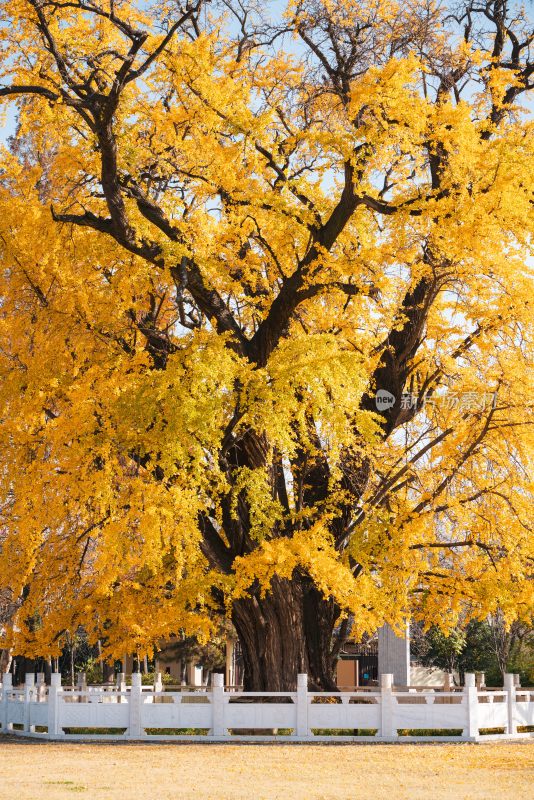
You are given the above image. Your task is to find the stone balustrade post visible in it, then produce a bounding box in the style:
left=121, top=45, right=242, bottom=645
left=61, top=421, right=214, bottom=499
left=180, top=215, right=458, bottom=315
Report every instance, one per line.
left=442, top=673, right=454, bottom=705
left=151, top=672, right=163, bottom=705
left=211, top=673, right=225, bottom=737
left=24, top=673, right=35, bottom=732
left=1, top=672, right=12, bottom=733
left=464, top=673, right=478, bottom=739
left=296, top=673, right=308, bottom=738
left=76, top=671, right=87, bottom=703
left=36, top=672, right=46, bottom=702
left=117, top=672, right=126, bottom=703
left=128, top=673, right=143, bottom=737
left=47, top=673, right=62, bottom=736
left=380, top=673, right=396, bottom=738
left=504, top=673, right=517, bottom=735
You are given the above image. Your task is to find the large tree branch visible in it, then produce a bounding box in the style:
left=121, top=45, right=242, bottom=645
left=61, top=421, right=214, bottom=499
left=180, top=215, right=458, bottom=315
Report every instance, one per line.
left=29, top=0, right=80, bottom=95
left=248, top=161, right=360, bottom=366
left=254, top=141, right=322, bottom=224
left=361, top=273, right=440, bottom=435
left=50, top=206, right=161, bottom=262
left=0, top=84, right=59, bottom=102
left=0, top=84, right=95, bottom=128
left=39, top=1, right=145, bottom=41
left=120, top=178, right=249, bottom=350
left=198, top=514, right=233, bottom=573
left=125, top=2, right=205, bottom=84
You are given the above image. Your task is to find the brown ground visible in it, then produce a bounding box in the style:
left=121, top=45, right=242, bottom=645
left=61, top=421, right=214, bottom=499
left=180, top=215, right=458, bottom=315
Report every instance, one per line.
left=0, top=737, right=532, bottom=800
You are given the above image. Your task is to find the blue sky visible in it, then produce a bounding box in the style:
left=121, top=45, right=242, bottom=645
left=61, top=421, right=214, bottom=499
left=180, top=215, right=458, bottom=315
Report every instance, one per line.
left=1, top=105, right=16, bottom=143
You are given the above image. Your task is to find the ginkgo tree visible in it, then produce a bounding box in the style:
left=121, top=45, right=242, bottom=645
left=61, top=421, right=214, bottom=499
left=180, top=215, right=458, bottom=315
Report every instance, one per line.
left=0, top=0, right=533, bottom=690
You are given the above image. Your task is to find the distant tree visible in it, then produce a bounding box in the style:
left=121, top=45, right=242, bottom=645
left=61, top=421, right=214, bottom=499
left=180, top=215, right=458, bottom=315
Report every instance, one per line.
left=58, top=628, right=100, bottom=686
left=157, top=630, right=227, bottom=681
left=411, top=621, right=467, bottom=675
left=411, top=617, right=534, bottom=685
left=486, top=614, right=534, bottom=685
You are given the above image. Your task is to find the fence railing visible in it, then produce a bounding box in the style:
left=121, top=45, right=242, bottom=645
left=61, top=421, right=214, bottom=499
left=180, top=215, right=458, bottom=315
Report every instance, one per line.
left=1, top=672, right=532, bottom=741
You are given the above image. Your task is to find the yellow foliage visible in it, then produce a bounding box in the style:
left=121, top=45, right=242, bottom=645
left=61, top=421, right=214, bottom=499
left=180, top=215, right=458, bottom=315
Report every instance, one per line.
left=0, top=1, right=532, bottom=666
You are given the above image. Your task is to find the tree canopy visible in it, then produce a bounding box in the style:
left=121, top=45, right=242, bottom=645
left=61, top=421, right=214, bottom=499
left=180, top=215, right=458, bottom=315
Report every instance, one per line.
left=0, top=0, right=533, bottom=689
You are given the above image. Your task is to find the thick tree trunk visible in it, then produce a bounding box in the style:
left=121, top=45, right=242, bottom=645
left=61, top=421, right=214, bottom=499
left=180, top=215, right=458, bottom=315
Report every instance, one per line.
left=13, top=656, right=35, bottom=686
left=0, top=648, right=12, bottom=674
left=231, top=574, right=339, bottom=691
left=302, top=583, right=340, bottom=691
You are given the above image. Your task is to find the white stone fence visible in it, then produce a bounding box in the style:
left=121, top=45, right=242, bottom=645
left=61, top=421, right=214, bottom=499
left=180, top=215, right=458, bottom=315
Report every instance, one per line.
left=1, top=672, right=533, bottom=742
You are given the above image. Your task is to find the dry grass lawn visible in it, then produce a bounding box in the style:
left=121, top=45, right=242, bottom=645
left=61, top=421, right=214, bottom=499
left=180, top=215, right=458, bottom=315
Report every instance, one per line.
left=0, top=737, right=532, bottom=800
